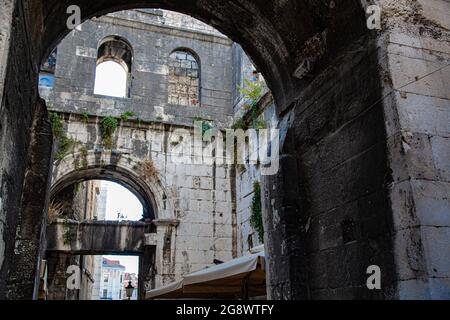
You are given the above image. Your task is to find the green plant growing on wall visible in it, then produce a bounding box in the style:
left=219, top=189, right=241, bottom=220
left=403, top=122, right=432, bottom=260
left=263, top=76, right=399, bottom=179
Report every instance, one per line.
left=81, top=112, right=89, bottom=123
left=120, top=111, right=136, bottom=121
left=193, top=117, right=213, bottom=136
left=50, top=112, right=88, bottom=162
left=79, top=145, right=88, bottom=168
left=55, top=136, right=80, bottom=161
left=231, top=118, right=249, bottom=131
left=49, top=112, right=63, bottom=136
left=62, top=218, right=75, bottom=245
left=250, top=181, right=264, bottom=243
left=239, top=79, right=264, bottom=106
left=237, top=80, right=267, bottom=131
left=100, top=116, right=119, bottom=149
left=49, top=112, right=65, bottom=139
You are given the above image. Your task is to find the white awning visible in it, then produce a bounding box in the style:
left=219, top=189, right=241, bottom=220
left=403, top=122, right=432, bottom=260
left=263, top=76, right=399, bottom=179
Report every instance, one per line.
left=146, top=252, right=266, bottom=299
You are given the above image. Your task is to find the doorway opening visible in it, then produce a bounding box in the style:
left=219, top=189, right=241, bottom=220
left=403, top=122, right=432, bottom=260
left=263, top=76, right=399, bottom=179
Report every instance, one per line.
left=49, top=179, right=144, bottom=223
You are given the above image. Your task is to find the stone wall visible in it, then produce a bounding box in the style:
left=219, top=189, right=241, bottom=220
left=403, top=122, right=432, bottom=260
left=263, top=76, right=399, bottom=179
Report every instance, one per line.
left=48, top=114, right=235, bottom=287
left=234, top=94, right=278, bottom=257
left=0, top=0, right=38, bottom=299
left=380, top=0, right=450, bottom=299
left=264, top=31, right=397, bottom=299
left=40, top=10, right=239, bottom=289
left=44, top=9, right=234, bottom=129
left=0, top=0, right=448, bottom=300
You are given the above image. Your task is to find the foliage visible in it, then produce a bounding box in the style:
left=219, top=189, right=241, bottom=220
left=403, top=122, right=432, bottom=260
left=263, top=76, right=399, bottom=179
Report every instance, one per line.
left=49, top=112, right=65, bottom=139
left=140, top=159, right=158, bottom=180
left=81, top=112, right=89, bottom=123
left=193, top=117, right=213, bottom=136
left=235, top=79, right=267, bottom=131
left=120, top=111, right=136, bottom=121
left=49, top=112, right=88, bottom=163
left=79, top=145, right=88, bottom=168
left=237, top=163, right=247, bottom=174
left=55, top=136, right=80, bottom=161
left=239, top=79, right=265, bottom=105
left=100, top=116, right=119, bottom=149
left=232, top=118, right=248, bottom=131
left=47, top=200, right=64, bottom=225
left=250, top=181, right=264, bottom=243
left=62, top=218, right=75, bottom=245
left=252, top=118, right=267, bottom=130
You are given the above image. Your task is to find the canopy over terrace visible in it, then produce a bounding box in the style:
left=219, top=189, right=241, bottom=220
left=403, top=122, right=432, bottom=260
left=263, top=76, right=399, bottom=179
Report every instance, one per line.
left=146, top=252, right=266, bottom=299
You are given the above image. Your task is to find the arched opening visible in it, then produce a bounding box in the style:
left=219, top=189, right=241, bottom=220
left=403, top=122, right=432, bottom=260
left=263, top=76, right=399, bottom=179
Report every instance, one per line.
left=3, top=0, right=432, bottom=301
left=49, top=180, right=144, bottom=222
left=50, top=165, right=158, bottom=222
left=46, top=171, right=156, bottom=301
left=94, top=61, right=129, bottom=98
left=94, top=36, right=133, bottom=98
left=168, top=49, right=200, bottom=106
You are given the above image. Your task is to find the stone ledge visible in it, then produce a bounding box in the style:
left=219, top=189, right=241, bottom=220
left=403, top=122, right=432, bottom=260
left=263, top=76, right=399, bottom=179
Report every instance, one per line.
left=152, top=218, right=180, bottom=227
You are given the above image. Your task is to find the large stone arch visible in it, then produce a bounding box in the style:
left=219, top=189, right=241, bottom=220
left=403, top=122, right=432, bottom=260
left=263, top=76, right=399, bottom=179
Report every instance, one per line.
left=50, top=151, right=174, bottom=221
left=0, top=0, right=378, bottom=300
left=3, top=0, right=448, bottom=300
left=33, top=0, right=368, bottom=113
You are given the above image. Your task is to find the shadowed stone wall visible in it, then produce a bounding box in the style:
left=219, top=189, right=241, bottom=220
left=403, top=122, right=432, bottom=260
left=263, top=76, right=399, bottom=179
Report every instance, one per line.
left=0, top=0, right=448, bottom=300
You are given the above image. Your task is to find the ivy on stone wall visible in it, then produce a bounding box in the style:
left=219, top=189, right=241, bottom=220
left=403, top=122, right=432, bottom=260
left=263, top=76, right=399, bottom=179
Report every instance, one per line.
left=120, top=111, right=136, bottom=121
left=100, top=116, right=119, bottom=149
left=49, top=112, right=64, bottom=138
left=49, top=112, right=81, bottom=161
left=251, top=181, right=264, bottom=243
left=62, top=218, right=75, bottom=245
left=234, top=79, right=267, bottom=131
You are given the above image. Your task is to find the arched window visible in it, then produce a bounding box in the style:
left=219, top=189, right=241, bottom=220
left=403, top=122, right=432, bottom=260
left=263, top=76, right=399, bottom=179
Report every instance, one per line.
left=94, top=36, right=133, bottom=98
left=168, top=50, right=200, bottom=107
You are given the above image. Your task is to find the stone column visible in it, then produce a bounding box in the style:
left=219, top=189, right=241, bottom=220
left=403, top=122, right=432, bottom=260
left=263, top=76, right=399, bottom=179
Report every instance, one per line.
left=0, top=0, right=17, bottom=299
left=262, top=152, right=309, bottom=300
left=139, top=245, right=156, bottom=299
left=0, top=0, right=43, bottom=299
left=6, top=99, right=53, bottom=299
left=0, top=0, right=15, bottom=101
left=379, top=0, right=450, bottom=299
left=148, top=219, right=180, bottom=288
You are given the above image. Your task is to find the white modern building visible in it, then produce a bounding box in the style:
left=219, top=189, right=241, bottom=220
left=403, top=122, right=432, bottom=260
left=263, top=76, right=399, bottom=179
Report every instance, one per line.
left=98, top=258, right=126, bottom=300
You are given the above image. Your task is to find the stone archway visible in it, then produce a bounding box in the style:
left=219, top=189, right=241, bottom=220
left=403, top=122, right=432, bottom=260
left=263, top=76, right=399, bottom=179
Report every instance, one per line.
left=50, top=151, right=174, bottom=221
left=1, top=0, right=449, bottom=300
left=1, top=0, right=381, bottom=300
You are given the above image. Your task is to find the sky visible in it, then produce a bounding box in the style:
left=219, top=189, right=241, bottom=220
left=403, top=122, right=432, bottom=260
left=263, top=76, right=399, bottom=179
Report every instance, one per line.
left=102, top=181, right=143, bottom=221
left=94, top=61, right=127, bottom=98
left=93, top=62, right=141, bottom=276
left=103, top=255, right=140, bottom=275
left=101, top=181, right=143, bottom=275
